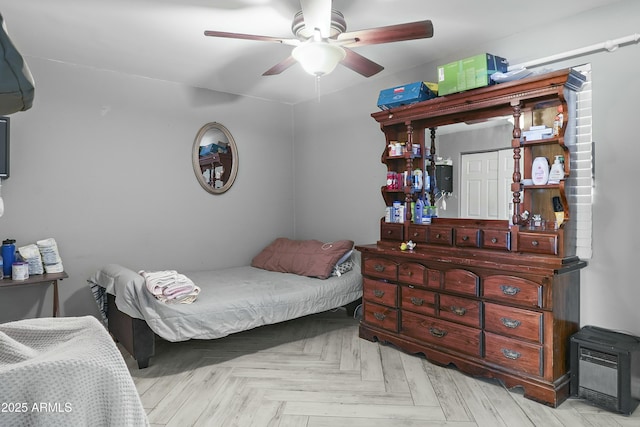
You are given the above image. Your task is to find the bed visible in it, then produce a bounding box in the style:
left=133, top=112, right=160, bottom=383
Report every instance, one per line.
left=88, top=238, right=363, bottom=369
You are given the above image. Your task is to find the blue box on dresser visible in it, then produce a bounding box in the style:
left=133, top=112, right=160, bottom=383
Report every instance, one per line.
left=377, top=81, right=437, bottom=110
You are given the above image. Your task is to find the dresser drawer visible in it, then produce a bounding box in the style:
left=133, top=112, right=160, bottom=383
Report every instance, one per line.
left=455, top=227, right=480, bottom=248
left=363, top=257, right=398, bottom=281
left=363, top=278, right=398, bottom=307
left=427, top=225, right=454, bottom=246
left=484, top=302, right=543, bottom=343
left=381, top=222, right=404, bottom=242
left=402, top=312, right=481, bottom=357
left=407, top=224, right=428, bottom=243
left=401, top=285, right=436, bottom=316
left=482, top=275, right=543, bottom=308
left=484, top=332, right=543, bottom=377
left=482, top=229, right=511, bottom=251
left=518, top=232, right=558, bottom=255
left=439, top=294, right=481, bottom=328
left=443, top=269, right=480, bottom=296
left=364, top=301, right=399, bottom=332
left=398, top=262, right=427, bottom=286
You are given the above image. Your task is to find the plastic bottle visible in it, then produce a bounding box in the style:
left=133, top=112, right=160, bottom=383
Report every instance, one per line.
left=423, top=205, right=437, bottom=224
left=552, top=196, right=564, bottom=228
left=553, top=105, right=564, bottom=136
left=393, top=201, right=402, bottom=223
left=413, top=169, right=423, bottom=190
left=531, top=157, right=550, bottom=185
left=414, top=197, right=424, bottom=224
left=386, top=172, right=394, bottom=189
left=548, top=155, right=564, bottom=184
left=2, top=239, right=16, bottom=278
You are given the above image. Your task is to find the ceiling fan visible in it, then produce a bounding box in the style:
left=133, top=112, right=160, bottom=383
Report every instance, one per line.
left=204, top=0, right=433, bottom=78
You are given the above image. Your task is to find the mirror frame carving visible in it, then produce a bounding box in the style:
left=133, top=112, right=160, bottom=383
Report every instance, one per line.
left=192, top=122, right=238, bottom=194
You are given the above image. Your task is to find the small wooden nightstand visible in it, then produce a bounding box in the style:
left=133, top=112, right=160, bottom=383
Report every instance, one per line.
left=0, top=271, right=68, bottom=317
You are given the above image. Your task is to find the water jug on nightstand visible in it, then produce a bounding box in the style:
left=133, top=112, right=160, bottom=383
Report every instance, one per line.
left=2, top=238, right=16, bottom=278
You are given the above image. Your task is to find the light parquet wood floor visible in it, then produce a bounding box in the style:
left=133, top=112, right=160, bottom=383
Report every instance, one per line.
left=121, top=309, right=639, bottom=427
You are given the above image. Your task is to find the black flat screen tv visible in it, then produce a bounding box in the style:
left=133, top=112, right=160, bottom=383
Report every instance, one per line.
left=0, top=116, right=9, bottom=178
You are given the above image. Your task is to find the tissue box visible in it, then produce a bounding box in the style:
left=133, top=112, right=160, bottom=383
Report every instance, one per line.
left=437, top=53, right=508, bottom=96
left=377, top=81, right=438, bottom=110
left=522, top=125, right=553, bottom=141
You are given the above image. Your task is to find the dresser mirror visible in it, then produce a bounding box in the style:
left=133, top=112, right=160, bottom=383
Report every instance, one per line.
left=429, top=117, right=516, bottom=220
left=432, top=103, right=564, bottom=220
left=192, top=122, right=238, bottom=194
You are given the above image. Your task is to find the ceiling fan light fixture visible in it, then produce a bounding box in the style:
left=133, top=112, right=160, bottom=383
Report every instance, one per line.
left=292, top=42, right=346, bottom=76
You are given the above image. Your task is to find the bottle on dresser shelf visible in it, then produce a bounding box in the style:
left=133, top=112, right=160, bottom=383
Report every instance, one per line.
left=553, top=105, right=564, bottom=136
left=548, top=155, right=564, bottom=184
left=531, top=157, right=550, bottom=185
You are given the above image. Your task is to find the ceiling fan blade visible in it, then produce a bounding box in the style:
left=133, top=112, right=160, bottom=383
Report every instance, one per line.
left=337, top=20, right=433, bottom=47
left=300, top=0, right=331, bottom=37
left=262, top=56, right=298, bottom=76
left=204, top=30, right=299, bottom=46
left=340, top=48, right=384, bottom=77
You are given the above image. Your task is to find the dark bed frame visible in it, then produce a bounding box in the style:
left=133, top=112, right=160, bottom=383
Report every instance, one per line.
left=107, top=294, right=155, bottom=368
left=107, top=293, right=362, bottom=369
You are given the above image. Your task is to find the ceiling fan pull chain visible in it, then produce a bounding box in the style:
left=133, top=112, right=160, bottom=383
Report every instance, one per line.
left=315, top=75, right=321, bottom=102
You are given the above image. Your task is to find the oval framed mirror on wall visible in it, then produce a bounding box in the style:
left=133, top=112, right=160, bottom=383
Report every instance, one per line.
left=192, top=122, right=238, bottom=194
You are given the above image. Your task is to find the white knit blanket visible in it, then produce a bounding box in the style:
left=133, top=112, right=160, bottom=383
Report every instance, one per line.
left=0, top=316, right=148, bottom=427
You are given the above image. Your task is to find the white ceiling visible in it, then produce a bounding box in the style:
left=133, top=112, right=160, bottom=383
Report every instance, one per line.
left=0, top=0, right=623, bottom=104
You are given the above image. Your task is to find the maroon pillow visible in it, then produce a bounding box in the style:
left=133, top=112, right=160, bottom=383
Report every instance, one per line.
left=251, top=238, right=354, bottom=279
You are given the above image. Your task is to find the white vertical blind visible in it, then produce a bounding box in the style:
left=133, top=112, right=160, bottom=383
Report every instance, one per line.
left=567, top=64, right=593, bottom=259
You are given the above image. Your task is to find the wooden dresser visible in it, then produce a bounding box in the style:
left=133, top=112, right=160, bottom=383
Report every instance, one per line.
left=357, top=69, right=587, bottom=407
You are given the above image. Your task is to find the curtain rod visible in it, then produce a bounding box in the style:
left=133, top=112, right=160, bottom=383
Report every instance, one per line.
left=507, top=33, right=640, bottom=71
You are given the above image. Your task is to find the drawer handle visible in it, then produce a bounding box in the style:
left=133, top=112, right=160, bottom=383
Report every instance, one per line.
left=373, top=312, right=386, bottom=321
left=501, top=348, right=521, bottom=360
left=435, top=233, right=442, bottom=239
left=413, top=232, right=419, bottom=237
left=462, top=235, right=469, bottom=241
left=450, top=306, right=467, bottom=316
left=501, top=317, right=522, bottom=329
left=429, top=327, right=447, bottom=338
left=373, top=290, right=385, bottom=298
left=500, top=285, right=520, bottom=296
left=491, top=237, right=498, bottom=244
left=410, top=297, right=424, bottom=306
left=407, top=271, right=413, bottom=277
left=386, top=230, right=393, bottom=235
left=374, top=264, right=385, bottom=272
left=531, top=240, right=539, bottom=247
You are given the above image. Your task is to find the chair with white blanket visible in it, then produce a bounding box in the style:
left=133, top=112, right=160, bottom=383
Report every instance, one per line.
left=0, top=316, right=148, bottom=427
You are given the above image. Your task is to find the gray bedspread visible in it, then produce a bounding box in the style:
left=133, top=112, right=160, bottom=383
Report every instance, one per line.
left=0, top=316, right=148, bottom=427
left=88, top=254, right=362, bottom=342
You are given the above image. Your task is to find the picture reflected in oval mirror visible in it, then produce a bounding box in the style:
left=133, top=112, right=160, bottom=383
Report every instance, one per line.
left=192, top=122, right=238, bottom=194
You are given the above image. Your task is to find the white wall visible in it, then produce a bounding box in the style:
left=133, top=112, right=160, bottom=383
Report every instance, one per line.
left=0, top=58, right=294, bottom=321
left=293, top=0, right=640, bottom=336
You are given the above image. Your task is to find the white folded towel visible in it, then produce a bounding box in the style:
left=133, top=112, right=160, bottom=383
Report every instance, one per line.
left=139, top=270, right=200, bottom=304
